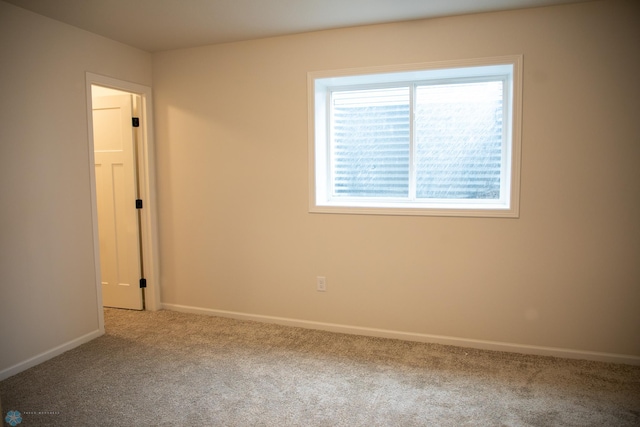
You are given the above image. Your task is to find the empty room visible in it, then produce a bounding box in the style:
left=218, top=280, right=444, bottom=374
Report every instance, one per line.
left=1, top=0, right=639, bottom=425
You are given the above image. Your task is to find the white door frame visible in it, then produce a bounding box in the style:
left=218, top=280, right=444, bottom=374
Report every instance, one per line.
left=85, top=72, right=161, bottom=327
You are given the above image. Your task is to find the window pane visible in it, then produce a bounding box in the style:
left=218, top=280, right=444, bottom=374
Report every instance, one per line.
left=415, top=81, right=503, bottom=199
left=331, top=87, right=410, bottom=197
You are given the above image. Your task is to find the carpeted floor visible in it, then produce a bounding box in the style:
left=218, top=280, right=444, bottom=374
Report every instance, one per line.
left=1, top=308, right=639, bottom=426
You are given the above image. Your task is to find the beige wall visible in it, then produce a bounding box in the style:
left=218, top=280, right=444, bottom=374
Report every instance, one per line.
left=1, top=0, right=638, bottom=378
left=0, top=2, right=152, bottom=376
left=153, top=0, right=640, bottom=359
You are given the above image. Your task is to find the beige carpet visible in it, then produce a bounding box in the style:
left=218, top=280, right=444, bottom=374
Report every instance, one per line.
left=1, top=308, right=639, bottom=426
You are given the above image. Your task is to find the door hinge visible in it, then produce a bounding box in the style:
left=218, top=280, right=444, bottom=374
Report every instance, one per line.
left=136, top=199, right=143, bottom=209
left=132, top=117, right=140, bottom=127
left=139, top=278, right=147, bottom=288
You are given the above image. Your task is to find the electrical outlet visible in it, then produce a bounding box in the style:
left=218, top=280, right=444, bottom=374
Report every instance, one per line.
left=316, top=276, right=327, bottom=292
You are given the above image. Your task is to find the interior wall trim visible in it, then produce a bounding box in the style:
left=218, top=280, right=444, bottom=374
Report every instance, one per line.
left=0, top=330, right=103, bottom=381
left=162, top=303, right=640, bottom=366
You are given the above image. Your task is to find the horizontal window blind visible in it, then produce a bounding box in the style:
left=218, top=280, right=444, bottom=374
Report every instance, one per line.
left=415, top=81, right=504, bottom=199
left=330, top=81, right=504, bottom=200
left=331, top=87, right=410, bottom=197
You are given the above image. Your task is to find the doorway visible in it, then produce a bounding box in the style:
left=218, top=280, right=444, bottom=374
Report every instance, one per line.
left=85, top=73, right=160, bottom=326
left=92, top=86, right=144, bottom=309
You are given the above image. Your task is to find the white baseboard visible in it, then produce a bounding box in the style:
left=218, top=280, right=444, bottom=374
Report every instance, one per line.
left=162, top=303, right=640, bottom=366
left=0, top=329, right=104, bottom=381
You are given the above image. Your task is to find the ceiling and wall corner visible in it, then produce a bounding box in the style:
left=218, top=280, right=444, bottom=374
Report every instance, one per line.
left=3, top=0, right=594, bottom=52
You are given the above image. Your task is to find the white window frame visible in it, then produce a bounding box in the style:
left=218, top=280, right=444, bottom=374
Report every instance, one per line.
left=308, top=55, right=523, bottom=218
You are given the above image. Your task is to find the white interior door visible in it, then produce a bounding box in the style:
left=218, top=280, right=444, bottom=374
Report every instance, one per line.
left=93, top=94, right=143, bottom=310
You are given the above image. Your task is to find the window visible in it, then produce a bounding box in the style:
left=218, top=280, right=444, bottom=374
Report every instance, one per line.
left=308, top=56, right=522, bottom=217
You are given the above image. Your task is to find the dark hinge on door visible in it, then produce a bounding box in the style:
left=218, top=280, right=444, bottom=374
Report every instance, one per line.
left=139, top=278, right=147, bottom=288
left=132, top=117, right=140, bottom=127
left=136, top=199, right=143, bottom=209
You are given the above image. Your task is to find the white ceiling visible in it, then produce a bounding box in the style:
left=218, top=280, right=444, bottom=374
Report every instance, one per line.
left=4, top=0, right=591, bottom=52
